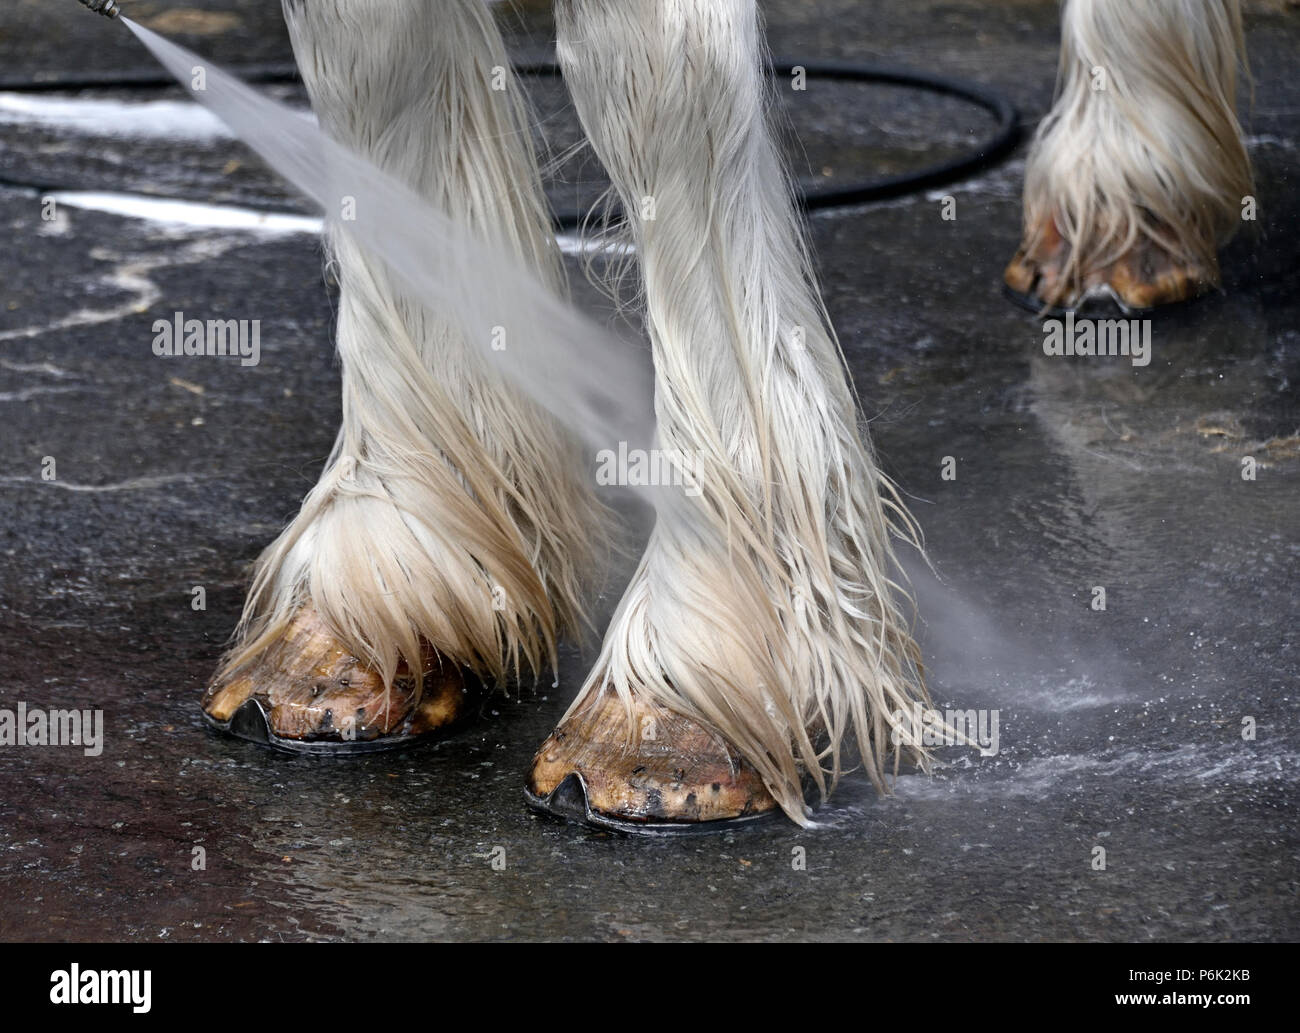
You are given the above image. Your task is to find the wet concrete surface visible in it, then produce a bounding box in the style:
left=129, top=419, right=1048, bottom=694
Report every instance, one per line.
left=0, top=1, right=1297, bottom=941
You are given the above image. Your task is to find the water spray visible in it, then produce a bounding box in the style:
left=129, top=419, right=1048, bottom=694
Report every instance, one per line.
left=71, top=11, right=659, bottom=479
left=77, top=0, right=122, bottom=18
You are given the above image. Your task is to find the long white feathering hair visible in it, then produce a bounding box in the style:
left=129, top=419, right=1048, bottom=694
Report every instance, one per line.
left=554, top=0, right=935, bottom=824
left=1019, top=0, right=1253, bottom=303
left=214, top=0, right=607, bottom=698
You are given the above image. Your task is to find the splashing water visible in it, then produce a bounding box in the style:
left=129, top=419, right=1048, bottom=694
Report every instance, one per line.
left=121, top=18, right=656, bottom=469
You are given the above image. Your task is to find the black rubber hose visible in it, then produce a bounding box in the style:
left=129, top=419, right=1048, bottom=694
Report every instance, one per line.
left=770, top=59, right=1021, bottom=209
left=527, top=57, right=1020, bottom=227
left=0, top=58, right=1020, bottom=228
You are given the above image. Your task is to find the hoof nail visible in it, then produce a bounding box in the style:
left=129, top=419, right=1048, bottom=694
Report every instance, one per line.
left=543, top=772, right=591, bottom=823
left=227, top=698, right=272, bottom=745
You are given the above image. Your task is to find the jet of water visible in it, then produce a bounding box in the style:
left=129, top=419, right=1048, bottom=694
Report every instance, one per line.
left=121, top=18, right=657, bottom=470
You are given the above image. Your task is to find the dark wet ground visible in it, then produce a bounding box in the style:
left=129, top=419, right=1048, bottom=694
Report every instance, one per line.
left=0, top=0, right=1296, bottom=941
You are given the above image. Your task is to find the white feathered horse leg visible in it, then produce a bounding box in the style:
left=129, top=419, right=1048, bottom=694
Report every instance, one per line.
left=529, top=0, right=932, bottom=828
left=203, top=0, right=603, bottom=747
left=1006, top=0, right=1253, bottom=310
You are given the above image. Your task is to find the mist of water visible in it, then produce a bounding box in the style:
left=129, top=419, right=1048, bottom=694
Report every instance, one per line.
left=122, top=18, right=656, bottom=467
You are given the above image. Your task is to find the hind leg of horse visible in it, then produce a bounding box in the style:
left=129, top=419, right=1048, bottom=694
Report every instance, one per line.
left=1006, top=0, right=1252, bottom=310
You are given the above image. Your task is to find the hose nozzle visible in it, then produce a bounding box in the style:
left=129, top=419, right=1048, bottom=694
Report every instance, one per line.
left=78, top=0, right=122, bottom=18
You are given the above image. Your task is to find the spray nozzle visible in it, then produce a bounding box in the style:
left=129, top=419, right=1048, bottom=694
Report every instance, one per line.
left=78, top=0, right=122, bottom=18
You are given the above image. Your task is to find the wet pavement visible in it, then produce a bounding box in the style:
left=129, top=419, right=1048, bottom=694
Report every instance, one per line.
left=0, top=0, right=1296, bottom=941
